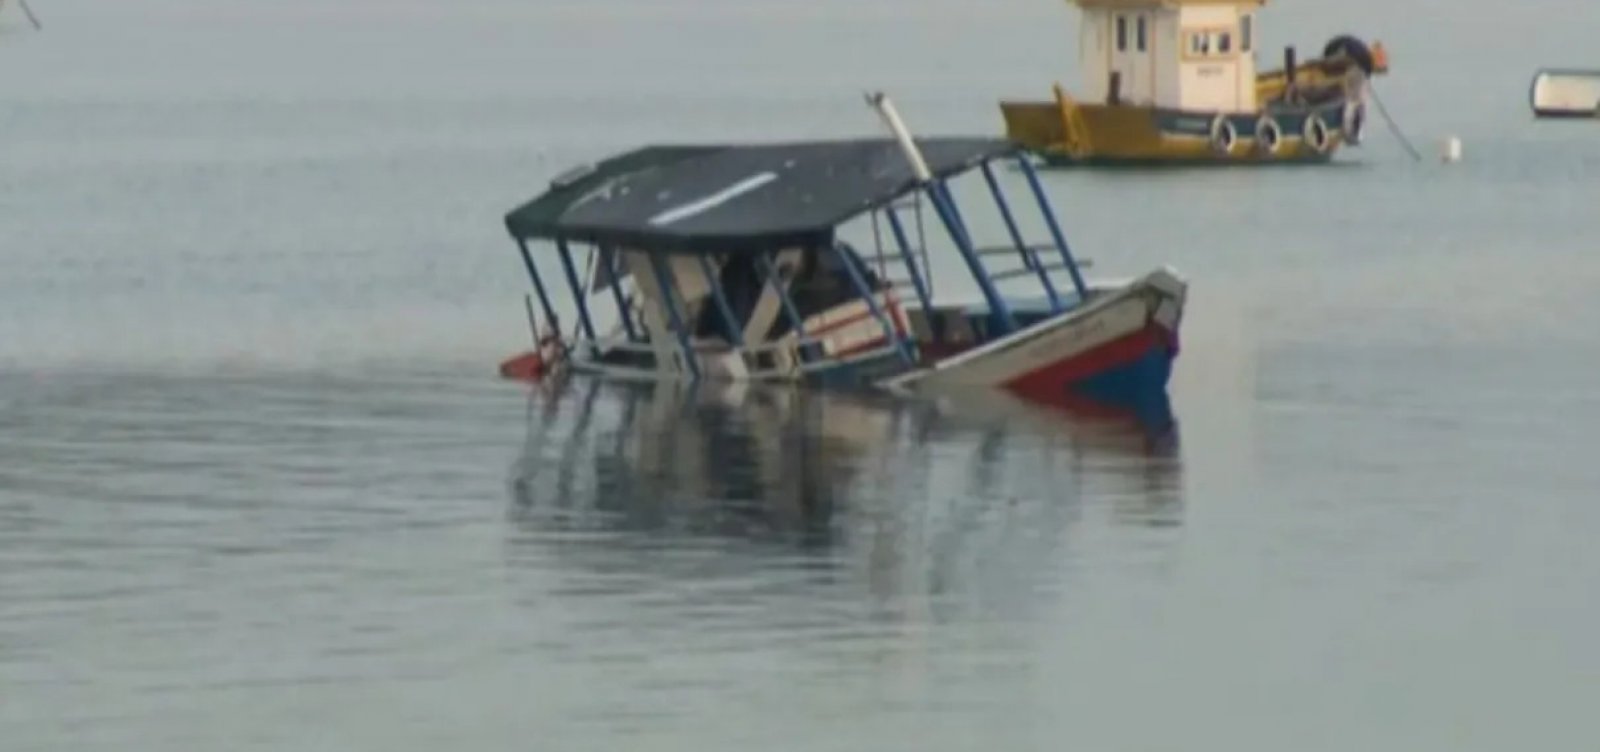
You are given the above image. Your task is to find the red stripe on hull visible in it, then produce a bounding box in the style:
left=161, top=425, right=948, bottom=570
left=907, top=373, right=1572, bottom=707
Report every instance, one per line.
left=1001, top=324, right=1170, bottom=401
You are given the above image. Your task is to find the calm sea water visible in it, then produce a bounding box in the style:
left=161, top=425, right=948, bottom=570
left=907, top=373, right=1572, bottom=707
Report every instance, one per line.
left=4, top=1, right=1600, bottom=749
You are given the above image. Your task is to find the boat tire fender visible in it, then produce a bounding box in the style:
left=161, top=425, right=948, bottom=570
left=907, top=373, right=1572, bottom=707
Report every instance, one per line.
left=1255, top=116, right=1283, bottom=155
left=1342, top=101, right=1366, bottom=146
left=1209, top=114, right=1237, bottom=155
left=1303, top=114, right=1332, bottom=154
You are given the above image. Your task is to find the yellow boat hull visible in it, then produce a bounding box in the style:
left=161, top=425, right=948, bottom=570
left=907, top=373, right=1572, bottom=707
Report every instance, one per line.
left=1001, top=93, right=1356, bottom=167
left=1003, top=41, right=1387, bottom=167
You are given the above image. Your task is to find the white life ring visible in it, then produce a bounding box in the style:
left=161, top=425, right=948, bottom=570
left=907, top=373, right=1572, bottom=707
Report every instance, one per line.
left=1255, top=116, right=1283, bottom=155
left=1303, top=114, right=1332, bottom=153
left=1209, top=114, right=1237, bottom=155
left=1342, top=101, right=1366, bottom=146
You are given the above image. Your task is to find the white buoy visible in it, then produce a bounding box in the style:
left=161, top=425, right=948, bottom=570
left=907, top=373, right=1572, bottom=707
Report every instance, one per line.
left=1441, top=136, right=1463, bottom=163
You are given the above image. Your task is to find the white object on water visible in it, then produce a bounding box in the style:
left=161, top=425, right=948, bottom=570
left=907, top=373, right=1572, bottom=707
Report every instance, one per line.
left=1441, top=136, right=1463, bottom=163
left=1530, top=69, right=1600, bottom=118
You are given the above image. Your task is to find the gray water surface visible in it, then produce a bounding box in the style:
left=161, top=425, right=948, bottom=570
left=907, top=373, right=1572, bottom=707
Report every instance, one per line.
left=4, top=0, right=1600, bottom=749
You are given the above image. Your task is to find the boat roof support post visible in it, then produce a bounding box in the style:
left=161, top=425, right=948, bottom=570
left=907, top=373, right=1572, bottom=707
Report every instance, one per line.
left=882, top=207, right=935, bottom=323
left=555, top=239, right=600, bottom=346
left=926, top=180, right=1017, bottom=335
left=600, top=247, right=641, bottom=342
left=832, top=243, right=915, bottom=367
left=646, top=253, right=702, bottom=381
left=980, top=161, right=1063, bottom=313
left=1016, top=156, right=1090, bottom=300
left=515, top=238, right=564, bottom=346
left=754, top=252, right=812, bottom=364
left=869, top=211, right=889, bottom=279
left=914, top=194, right=933, bottom=297
left=695, top=254, right=745, bottom=347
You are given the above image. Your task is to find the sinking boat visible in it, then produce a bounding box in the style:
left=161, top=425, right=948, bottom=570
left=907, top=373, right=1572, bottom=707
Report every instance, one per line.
left=497, top=95, right=1185, bottom=411
left=1000, top=0, right=1388, bottom=166
left=1530, top=69, right=1600, bottom=119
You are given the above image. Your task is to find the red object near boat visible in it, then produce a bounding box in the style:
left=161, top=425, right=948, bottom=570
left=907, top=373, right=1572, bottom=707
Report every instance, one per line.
left=500, top=330, right=566, bottom=382
left=499, top=351, right=546, bottom=381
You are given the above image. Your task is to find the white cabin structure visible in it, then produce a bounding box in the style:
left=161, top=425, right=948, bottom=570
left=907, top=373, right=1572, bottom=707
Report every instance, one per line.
left=1074, top=0, right=1264, bottom=113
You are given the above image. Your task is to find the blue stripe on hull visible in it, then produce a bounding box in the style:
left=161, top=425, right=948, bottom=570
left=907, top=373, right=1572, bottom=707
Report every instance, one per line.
left=805, top=349, right=910, bottom=387
left=1072, top=342, right=1177, bottom=429
left=1154, top=100, right=1349, bottom=138
left=1041, top=153, right=1333, bottom=168
left=1038, top=99, right=1353, bottom=168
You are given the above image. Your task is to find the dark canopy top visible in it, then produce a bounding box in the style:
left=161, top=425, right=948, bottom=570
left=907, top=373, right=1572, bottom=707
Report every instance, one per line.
left=504, top=138, right=1019, bottom=253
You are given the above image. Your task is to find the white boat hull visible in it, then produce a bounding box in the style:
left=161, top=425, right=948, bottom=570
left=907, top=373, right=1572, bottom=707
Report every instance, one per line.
left=883, top=268, right=1186, bottom=408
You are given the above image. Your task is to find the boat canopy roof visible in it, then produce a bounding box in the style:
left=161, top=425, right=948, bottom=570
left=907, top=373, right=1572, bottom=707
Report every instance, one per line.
left=504, top=138, right=1018, bottom=253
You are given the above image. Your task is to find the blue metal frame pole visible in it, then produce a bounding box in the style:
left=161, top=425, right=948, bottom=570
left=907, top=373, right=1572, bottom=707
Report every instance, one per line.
left=832, top=244, right=915, bottom=366
left=647, top=253, right=701, bottom=381
left=1017, top=156, right=1089, bottom=300
left=882, top=208, right=935, bottom=318
left=695, top=255, right=745, bottom=347
left=981, top=162, right=1063, bottom=312
left=555, top=239, right=599, bottom=343
left=754, top=252, right=812, bottom=364
left=934, top=181, right=975, bottom=247
left=923, top=182, right=1017, bottom=335
left=600, top=247, right=641, bottom=342
left=515, top=238, right=563, bottom=341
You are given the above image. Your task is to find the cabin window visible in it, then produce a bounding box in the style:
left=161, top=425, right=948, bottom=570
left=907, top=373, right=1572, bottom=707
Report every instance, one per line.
left=1136, top=16, right=1147, bottom=52
left=1184, top=29, right=1240, bottom=59
left=1116, top=15, right=1128, bottom=52
left=1241, top=14, right=1253, bottom=52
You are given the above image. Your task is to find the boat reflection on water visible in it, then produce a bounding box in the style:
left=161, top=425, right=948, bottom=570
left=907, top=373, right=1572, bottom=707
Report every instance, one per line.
left=509, top=377, right=1182, bottom=557
left=504, top=380, right=1186, bottom=689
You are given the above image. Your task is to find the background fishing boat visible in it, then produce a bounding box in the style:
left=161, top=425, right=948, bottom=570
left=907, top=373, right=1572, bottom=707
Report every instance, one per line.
left=1530, top=69, right=1600, bottom=119
left=1000, top=0, right=1388, bottom=166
